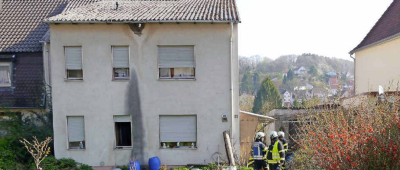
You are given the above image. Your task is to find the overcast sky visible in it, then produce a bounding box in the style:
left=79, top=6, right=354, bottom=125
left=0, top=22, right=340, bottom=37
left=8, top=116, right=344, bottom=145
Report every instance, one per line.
left=236, top=0, right=393, bottom=60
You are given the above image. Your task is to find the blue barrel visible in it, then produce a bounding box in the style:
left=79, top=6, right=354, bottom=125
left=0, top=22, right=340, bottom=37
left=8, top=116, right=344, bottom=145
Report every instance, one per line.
left=149, top=157, right=161, bottom=170
left=129, top=161, right=140, bottom=170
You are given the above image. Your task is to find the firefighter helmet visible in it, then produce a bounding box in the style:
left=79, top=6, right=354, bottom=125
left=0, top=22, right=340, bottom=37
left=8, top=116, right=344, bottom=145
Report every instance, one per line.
left=269, top=131, right=278, bottom=138
left=255, top=132, right=265, bottom=139
left=278, top=131, right=285, bottom=138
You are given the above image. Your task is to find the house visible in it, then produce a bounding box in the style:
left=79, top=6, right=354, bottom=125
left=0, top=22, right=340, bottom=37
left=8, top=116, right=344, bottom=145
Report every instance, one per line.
left=326, top=71, right=337, bottom=77
left=0, top=0, right=95, bottom=115
left=345, top=80, right=354, bottom=89
left=312, top=87, right=328, bottom=102
left=281, top=90, right=292, bottom=107
left=44, top=0, right=240, bottom=167
left=350, top=0, right=400, bottom=94
left=294, top=66, right=307, bottom=75
left=341, top=88, right=355, bottom=98
left=282, top=69, right=289, bottom=77
left=294, top=83, right=313, bottom=91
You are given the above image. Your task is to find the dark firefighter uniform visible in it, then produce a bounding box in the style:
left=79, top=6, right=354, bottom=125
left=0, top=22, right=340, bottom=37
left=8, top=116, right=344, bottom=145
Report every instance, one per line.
left=279, top=138, right=288, bottom=169
left=266, top=138, right=285, bottom=170
left=250, top=139, right=268, bottom=170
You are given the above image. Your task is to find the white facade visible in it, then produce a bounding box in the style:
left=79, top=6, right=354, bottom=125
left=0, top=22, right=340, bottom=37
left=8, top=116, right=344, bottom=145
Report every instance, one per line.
left=49, top=23, right=239, bottom=166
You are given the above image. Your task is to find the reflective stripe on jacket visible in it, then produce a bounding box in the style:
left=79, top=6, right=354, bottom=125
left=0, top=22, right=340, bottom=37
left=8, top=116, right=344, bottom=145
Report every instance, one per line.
left=267, top=140, right=285, bottom=164
left=252, top=142, right=266, bottom=160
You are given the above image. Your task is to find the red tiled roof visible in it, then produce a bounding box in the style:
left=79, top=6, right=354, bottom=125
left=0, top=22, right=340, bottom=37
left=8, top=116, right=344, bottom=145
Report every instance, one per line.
left=0, top=0, right=100, bottom=52
left=45, top=0, right=241, bottom=23
left=351, top=0, right=400, bottom=54
left=329, top=78, right=339, bottom=85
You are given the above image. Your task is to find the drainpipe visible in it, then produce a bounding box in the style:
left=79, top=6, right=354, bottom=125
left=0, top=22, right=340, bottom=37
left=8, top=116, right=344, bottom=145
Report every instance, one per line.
left=230, top=22, right=234, bottom=142
left=350, top=54, right=355, bottom=95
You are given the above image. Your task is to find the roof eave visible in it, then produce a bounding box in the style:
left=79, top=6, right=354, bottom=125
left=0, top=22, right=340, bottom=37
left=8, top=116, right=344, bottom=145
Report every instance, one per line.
left=43, top=20, right=241, bottom=24
left=350, top=30, right=400, bottom=55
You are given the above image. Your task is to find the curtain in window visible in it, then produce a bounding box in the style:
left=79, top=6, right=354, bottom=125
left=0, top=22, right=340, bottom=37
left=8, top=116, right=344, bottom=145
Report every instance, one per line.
left=113, top=47, right=129, bottom=68
left=65, top=47, right=82, bottom=70
left=0, top=63, right=11, bottom=85
left=160, top=115, right=197, bottom=142
left=158, top=46, right=194, bottom=68
left=67, top=117, right=85, bottom=142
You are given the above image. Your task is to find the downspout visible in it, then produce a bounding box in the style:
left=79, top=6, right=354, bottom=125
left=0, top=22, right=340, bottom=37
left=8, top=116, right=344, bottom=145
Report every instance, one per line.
left=349, top=54, right=355, bottom=95
left=230, top=22, right=234, bottom=142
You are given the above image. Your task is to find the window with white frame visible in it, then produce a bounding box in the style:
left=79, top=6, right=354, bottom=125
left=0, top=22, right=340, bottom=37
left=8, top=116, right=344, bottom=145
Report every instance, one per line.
left=158, top=46, right=195, bottom=79
left=67, top=116, right=85, bottom=149
left=159, top=115, right=197, bottom=149
left=65, top=47, right=83, bottom=80
left=112, top=46, right=129, bottom=79
left=0, top=62, right=11, bottom=87
left=114, top=115, right=132, bottom=149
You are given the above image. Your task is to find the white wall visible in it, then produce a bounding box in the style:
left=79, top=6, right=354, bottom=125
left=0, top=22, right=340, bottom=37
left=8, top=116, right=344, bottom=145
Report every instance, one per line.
left=50, top=23, right=239, bottom=166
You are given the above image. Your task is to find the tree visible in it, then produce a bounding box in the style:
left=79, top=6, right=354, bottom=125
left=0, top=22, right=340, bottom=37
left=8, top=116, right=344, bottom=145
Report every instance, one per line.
left=293, top=99, right=299, bottom=108
left=309, top=65, right=318, bottom=76
left=252, top=72, right=260, bottom=94
left=240, top=70, right=254, bottom=95
left=287, top=69, right=294, bottom=81
left=252, top=77, right=282, bottom=113
left=283, top=75, right=287, bottom=85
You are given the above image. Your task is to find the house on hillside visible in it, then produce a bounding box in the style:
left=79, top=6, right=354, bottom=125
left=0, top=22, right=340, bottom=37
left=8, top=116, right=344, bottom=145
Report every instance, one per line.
left=294, top=66, right=307, bottom=75
left=0, top=0, right=98, bottom=115
left=281, top=90, right=293, bottom=107
left=294, top=83, right=313, bottom=91
left=44, top=0, right=240, bottom=167
left=350, top=0, right=400, bottom=94
left=329, top=78, right=340, bottom=96
left=345, top=80, right=354, bottom=89
left=313, top=87, right=328, bottom=102
left=326, top=71, right=337, bottom=77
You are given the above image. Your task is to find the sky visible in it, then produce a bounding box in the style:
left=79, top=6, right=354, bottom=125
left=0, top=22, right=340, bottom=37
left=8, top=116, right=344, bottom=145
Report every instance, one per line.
left=236, top=0, right=393, bottom=60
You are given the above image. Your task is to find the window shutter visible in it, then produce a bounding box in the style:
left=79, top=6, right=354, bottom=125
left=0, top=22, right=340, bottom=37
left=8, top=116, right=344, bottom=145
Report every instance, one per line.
left=114, top=115, right=131, bottom=122
left=160, top=115, right=196, bottom=142
left=158, top=46, right=194, bottom=68
left=113, top=47, right=129, bottom=68
left=67, top=117, right=85, bottom=142
left=65, top=47, right=82, bottom=70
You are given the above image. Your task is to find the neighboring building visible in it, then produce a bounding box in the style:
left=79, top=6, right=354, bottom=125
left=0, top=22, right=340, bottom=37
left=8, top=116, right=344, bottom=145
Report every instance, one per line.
left=294, top=83, right=313, bottom=91
left=282, top=69, right=288, bottom=77
left=328, top=78, right=340, bottom=95
left=350, top=0, right=400, bottom=94
left=313, top=87, right=328, bottom=102
left=0, top=0, right=91, bottom=114
left=294, top=66, right=307, bottom=75
left=345, top=80, right=355, bottom=89
left=326, top=71, right=337, bottom=77
left=45, top=0, right=240, bottom=167
left=341, top=88, right=355, bottom=98
left=281, top=90, right=292, bottom=107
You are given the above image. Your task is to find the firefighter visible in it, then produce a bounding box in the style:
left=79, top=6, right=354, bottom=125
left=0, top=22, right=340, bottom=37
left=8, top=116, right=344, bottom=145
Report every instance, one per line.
left=266, top=131, right=285, bottom=170
left=249, top=132, right=268, bottom=170
left=277, top=131, right=288, bottom=169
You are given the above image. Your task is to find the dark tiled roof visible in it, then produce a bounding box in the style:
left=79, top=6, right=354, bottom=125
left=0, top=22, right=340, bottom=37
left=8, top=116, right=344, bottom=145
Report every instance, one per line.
left=0, top=0, right=101, bottom=52
left=45, top=0, right=241, bottom=23
left=351, top=0, right=400, bottom=53
left=0, top=52, right=44, bottom=108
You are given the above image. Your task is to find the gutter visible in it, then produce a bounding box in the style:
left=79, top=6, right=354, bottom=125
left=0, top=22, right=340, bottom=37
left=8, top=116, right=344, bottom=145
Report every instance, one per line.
left=350, top=32, right=400, bottom=55
left=43, top=20, right=241, bottom=24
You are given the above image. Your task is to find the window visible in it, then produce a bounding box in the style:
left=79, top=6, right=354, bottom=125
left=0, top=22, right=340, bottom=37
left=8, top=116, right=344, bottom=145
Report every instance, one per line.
left=159, top=115, right=197, bottom=149
left=0, top=62, right=11, bottom=87
left=67, top=116, right=85, bottom=149
left=65, top=47, right=83, bottom=80
left=114, top=115, right=132, bottom=149
left=158, top=46, right=195, bottom=79
left=112, top=46, right=129, bottom=79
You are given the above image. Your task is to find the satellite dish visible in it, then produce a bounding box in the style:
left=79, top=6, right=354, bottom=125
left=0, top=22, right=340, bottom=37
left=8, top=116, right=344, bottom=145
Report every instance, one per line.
left=378, top=85, right=384, bottom=95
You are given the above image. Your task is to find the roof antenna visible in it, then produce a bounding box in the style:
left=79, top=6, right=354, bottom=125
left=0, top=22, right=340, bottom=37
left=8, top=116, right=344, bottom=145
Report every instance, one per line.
left=116, top=1, right=119, bottom=10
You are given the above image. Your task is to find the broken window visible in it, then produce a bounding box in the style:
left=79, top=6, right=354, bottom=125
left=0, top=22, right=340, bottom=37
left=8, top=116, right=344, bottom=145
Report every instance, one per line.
left=159, top=115, right=197, bottom=149
left=65, top=47, right=83, bottom=80
left=67, top=116, right=85, bottom=149
left=114, top=115, right=132, bottom=148
left=112, top=46, right=130, bottom=79
left=0, top=62, right=11, bottom=87
left=158, top=46, right=195, bottom=79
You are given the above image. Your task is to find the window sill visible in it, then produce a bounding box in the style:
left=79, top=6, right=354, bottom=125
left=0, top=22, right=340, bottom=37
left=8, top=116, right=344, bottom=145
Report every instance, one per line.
left=114, top=147, right=133, bottom=150
left=112, top=78, right=130, bottom=81
left=67, top=148, right=85, bottom=151
left=160, top=147, right=197, bottom=150
left=64, top=78, right=83, bottom=82
left=158, top=78, right=196, bottom=81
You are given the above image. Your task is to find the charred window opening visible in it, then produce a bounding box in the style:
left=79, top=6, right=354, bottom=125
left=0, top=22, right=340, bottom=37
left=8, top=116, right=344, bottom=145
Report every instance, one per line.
left=114, top=115, right=132, bottom=148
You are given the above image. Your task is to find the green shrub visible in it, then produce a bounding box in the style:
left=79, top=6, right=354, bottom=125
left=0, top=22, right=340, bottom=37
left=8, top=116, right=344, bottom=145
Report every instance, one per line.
left=38, top=156, right=93, bottom=170
left=116, top=165, right=129, bottom=170
left=80, top=164, right=94, bottom=170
